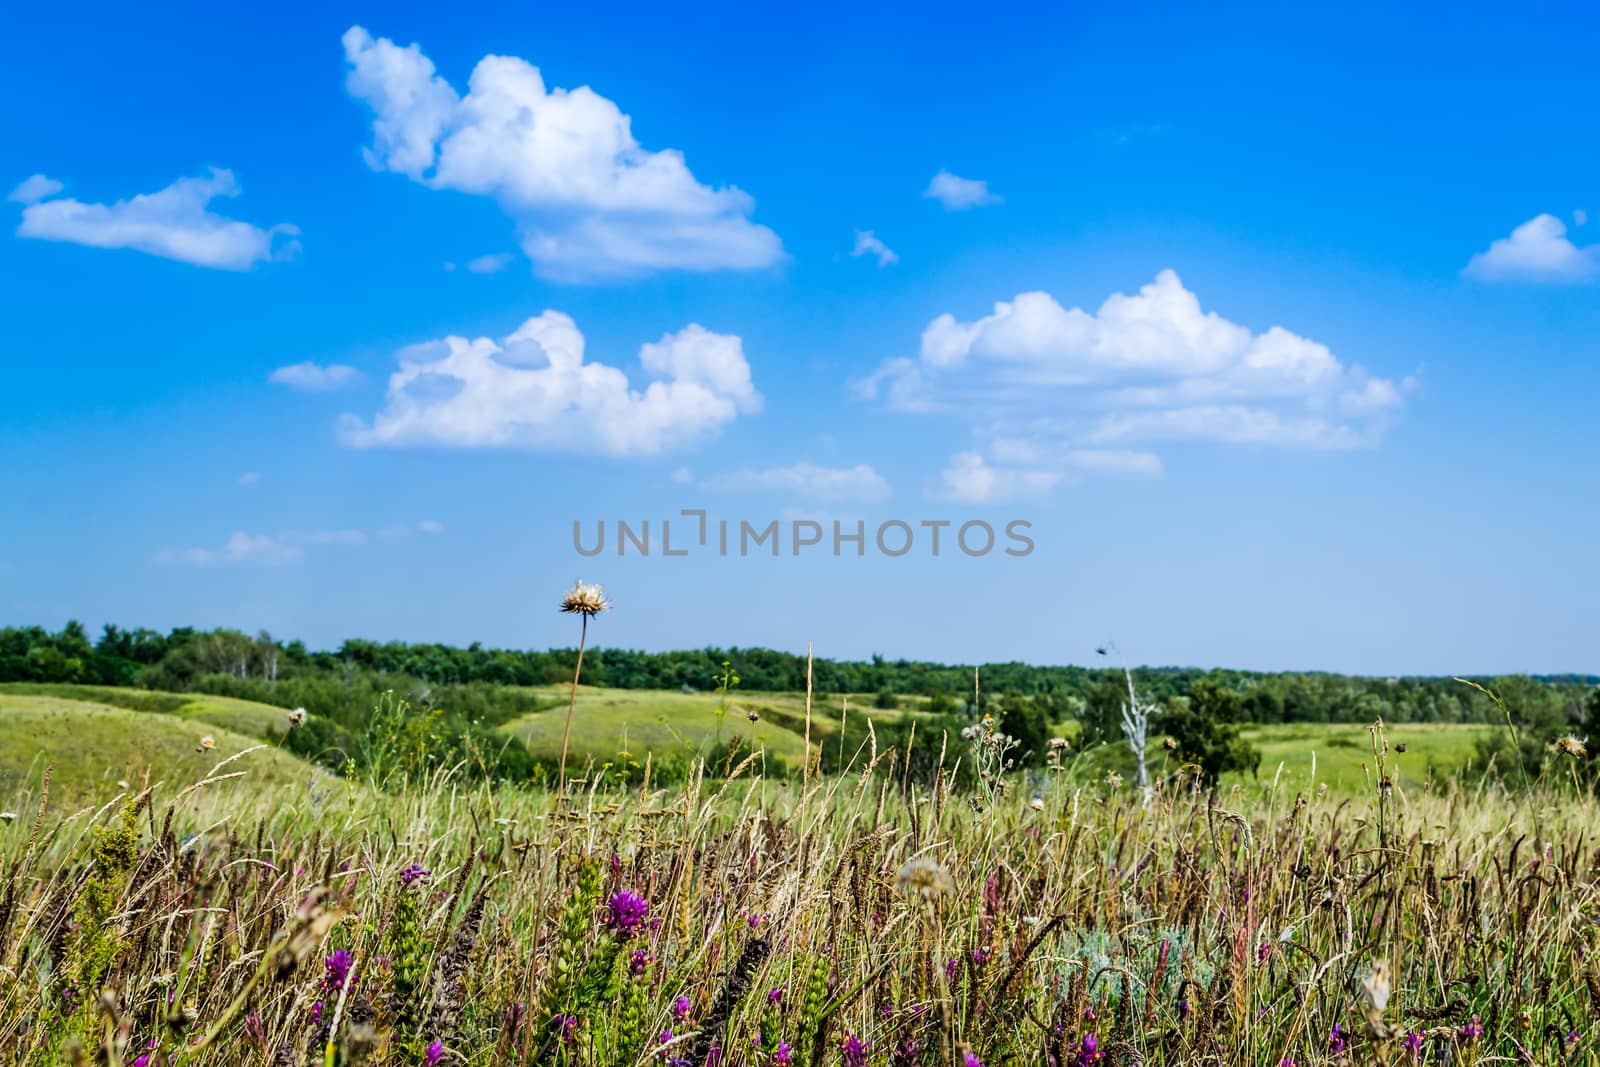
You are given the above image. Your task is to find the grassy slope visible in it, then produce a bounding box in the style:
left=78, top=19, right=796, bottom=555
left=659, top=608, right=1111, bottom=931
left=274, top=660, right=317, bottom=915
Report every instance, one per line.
left=1240, top=721, right=1496, bottom=793
left=0, top=682, right=311, bottom=740
left=0, top=693, right=330, bottom=804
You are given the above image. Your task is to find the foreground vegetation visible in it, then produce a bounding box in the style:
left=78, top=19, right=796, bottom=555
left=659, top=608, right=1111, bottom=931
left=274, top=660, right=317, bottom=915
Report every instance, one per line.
left=2, top=717, right=1597, bottom=1067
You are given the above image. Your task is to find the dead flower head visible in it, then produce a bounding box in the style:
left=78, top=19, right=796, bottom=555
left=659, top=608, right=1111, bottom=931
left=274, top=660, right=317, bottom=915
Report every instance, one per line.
left=287, top=707, right=308, bottom=728
left=1557, top=735, right=1588, bottom=759
left=896, top=856, right=954, bottom=902
left=560, top=579, right=610, bottom=618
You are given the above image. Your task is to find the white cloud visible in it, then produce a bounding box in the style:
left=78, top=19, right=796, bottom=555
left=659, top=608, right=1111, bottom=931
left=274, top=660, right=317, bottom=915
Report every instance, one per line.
left=9, top=174, right=63, bottom=204
left=934, top=451, right=1060, bottom=504
left=670, top=466, right=693, bottom=484
left=417, top=519, right=444, bottom=534
left=338, top=311, right=761, bottom=456
left=702, top=462, right=892, bottom=501
left=923, top=170, right=1000, bottom=211
left=237, top=471, right=261, bottom=486
left=342, top=26, right=783, bottom=281
left=859, top=270, right=1402, bottom=460
left=156, top=532, right=302, bottom=567
left=850, top=229, right=898, bottom=267
left=466, top=252, right=514, bottom=274
left=157, top=527, right=369, bottom=566
left=270, top=362, right=365, bottom=391
left=1576, top=209, right=1589, bottom=227
left=1463, top=214, right=1599, bottom=283
left=14, top=168, right=298, bottom=270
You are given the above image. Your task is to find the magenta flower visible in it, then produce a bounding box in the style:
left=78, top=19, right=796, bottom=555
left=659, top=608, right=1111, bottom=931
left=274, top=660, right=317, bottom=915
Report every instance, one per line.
left=774, top=1039, right=793, bottom=1066
left=323, top=948, right=353, bottom=992
left=672, top=994, right=691, bottom=1021
left=964, top=1053, right=983, bottom=1067
left=768, top=985, right=786, bottom=1006
left=1403, top=1031, right=1423, bottom=1058
left=1330, top=1022, right=1347, bottom=1054
left=629, top=949, right=651, bottom=976
left=841, top=1032, right=869, bottom=1067
left=399, top=863, right=431, bottom=886
left=424, top=1040, right=444, bottom=1066
left=1076, top=1033, right=1104, bottom=1065
left=604, top=891, right=650, bottom=939
left=1459, top=1015, right=1484, bottom=1040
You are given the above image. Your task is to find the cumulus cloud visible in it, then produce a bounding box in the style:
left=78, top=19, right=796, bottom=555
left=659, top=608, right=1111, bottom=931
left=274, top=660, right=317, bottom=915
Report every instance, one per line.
left=1463, top=214, right=1599, bottom=283
left=856, top=271, right=1406, bottom=496
left=338, top=311, right=761, bottom=456
left=934, top=451, right=1060, bottom=504
left=860, top=270, right=1401, bottom=450
left=270, top=362, right=365, bottom=391
left=924, top=170, right=1000, bottom=211
left=850, top=229, right=898, bottom=267
left=14, top=168, right=298, bottom=270
left=342, top=26, right=783, bottom=281
left=702, top=462, right=892, bottom=501
left=9, top=174, right=64, bottom=204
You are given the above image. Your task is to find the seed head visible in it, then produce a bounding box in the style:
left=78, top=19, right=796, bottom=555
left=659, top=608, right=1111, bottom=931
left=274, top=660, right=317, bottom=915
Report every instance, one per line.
left=560, top=579, right=610, bottom=618
left=1558, top=735, right=1588, bottom=758
left=288, top=707, right=308, bottom=728
left=896, top=856, right=954, bottom=901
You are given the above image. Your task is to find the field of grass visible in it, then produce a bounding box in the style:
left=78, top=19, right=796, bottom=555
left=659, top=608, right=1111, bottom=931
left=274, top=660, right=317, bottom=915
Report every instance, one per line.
left=0, top=692, right=330, bottom=804
left=1241, top=720, right=1496, bottom=793
left=0, top=722, right=1592, bottom=1067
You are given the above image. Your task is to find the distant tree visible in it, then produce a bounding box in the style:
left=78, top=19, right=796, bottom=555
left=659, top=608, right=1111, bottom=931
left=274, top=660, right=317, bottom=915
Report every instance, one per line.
left=927, top=690, right=956, bottom=715
left=874, top=689, right=898, bottom=710
left=1162, top=681, right=1259, bottom=787
left=998, top=691, right=1050, bottom=765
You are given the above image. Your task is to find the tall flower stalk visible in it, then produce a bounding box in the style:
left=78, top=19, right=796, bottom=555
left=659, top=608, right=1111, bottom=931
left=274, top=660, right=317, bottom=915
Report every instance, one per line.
left=557, top=579, right=610, bottom=797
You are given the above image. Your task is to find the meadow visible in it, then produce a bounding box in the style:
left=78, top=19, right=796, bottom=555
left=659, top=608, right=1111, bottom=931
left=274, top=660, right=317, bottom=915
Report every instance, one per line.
left=0, top=678, right=1594, bottom=1067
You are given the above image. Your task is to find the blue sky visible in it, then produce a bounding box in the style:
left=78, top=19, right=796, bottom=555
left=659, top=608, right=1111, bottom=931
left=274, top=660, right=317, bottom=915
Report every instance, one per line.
left=2, top=2, right=1597, bottom=674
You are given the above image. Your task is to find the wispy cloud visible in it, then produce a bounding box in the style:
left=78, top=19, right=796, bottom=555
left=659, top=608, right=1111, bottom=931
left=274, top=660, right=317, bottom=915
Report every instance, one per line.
left=466, top=252, right=514, bottom=274
left=850, top=230, right=898, bottom=267
left=342, top=26, right=783, bottom=281
left=1463, top=213, right=1599, bottom=284
left=14, top=168, right=298, bottom=270
left=237, top=471, right=261, bottom=486
left=702, top=462, right=892, bottom=501
left=269, top=362, right=365, bottom=391
left=923, top=170, right=1000, bottom=211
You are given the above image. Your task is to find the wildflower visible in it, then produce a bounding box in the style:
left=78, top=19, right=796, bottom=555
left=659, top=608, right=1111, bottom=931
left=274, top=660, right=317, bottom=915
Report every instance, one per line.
left=399, top=863, right=432, bottom=886
left=288, top=707, right=308, bottom=728
left=557, top=1014, right=578, bottom=1045
left=604, top=890, right=650, bottom=939
left=1103, top=771, right=1123, bottom=788
left=1048, top=737, right=1069, bottom=750
left=1280, top=1059, right=1298, bottom=1067
left=1256, top=943, right=1272, bottom=965
left=629, top=949, right=652, bottom=976
left=841, top=1032, right=869, bottom=1067
left=424, top=1040, right=444, bottom=1066
left=1077, top=1034, right=1104, bottom=1065
left=767, top=985, right=785, bottom=1006
left=1329, top=1022, right=1347, bottom=1054
left=323, top=948, right=354, bottom=992
left=196, top=735, right=215, bottom=752
left=1567, top=1031, right=1581, bottom=1050
left=0, top=812, right=15, bottom=822
left=964, top=1052, right=983, bottom=1067
left=773, top=1039, right=793, bottom=1066
left=1403, top=1031, right=1423, bottom=1058
left=560, top=579, right=610, bottom=617
left=672, top=994, right=691, bottom=1022
left=1558, top=735, right=1589, bottom=758
left=896, top=856, right=954, bottom=900
left=1459, top=1015, right=1484, bottom=1040
left=1030, top=797, right=1045, bottom=812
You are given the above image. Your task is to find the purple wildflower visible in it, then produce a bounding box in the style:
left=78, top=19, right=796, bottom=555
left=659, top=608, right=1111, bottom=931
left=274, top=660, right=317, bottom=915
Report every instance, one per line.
left=1403, top=1031, right=1423, bottom=1059
left=767, top=985, right=786, bottom=1007
left=399, top=863, right=432, bottom=887
left=131, top=1057, right=149, bottom=1067
left=1330, top=1022, right=1347, bottom=1054
left=629, top=949, right=651, bottom=977
left=323, top=948, right=353, bottom=992
left=841, top=1032, right=869, bottom=1067
left=944, top=958, right=960, bottom=981
left=774, top=1039, right=793, bottom=1066
left=604, top=891, right=650, bottom=939
left=1459, top=1015, right=1484, bottom=1040
left=672, top=994, right=691, bottom=1021
left=1280, top=1059, right=1298, bottom=1067
left=1567, top=1031, right=1581, bottom=1050
left=424, top=1040, right=444, bottom=1066
left=964, top=1053, right=984, bottom=1067
left=557, top=1014, right=578, bottom=1045
left=1077, top=1033, right=1104, bottom=1065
